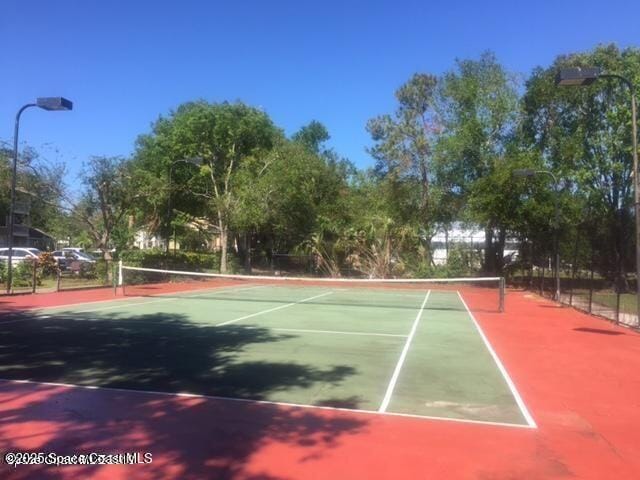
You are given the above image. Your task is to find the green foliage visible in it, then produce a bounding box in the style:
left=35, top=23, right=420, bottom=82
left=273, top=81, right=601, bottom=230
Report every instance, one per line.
left=38, top=252, right=60, bottom=278
left=0, top=146, right=67, bottom=241
left=73, top=156, right=134, bottom=259
left=292, top=121, right=330, bottom=154
left=521, top=44, right=640, bottom=280
left=434, top=51, right=521, bottom=273
left=131, top=101, right=280, bottom=272
left=120, top=249, right=238, bottom=273
left=2, top=259, right=40, bottom=288
left=366, top=74, right=439, bottom=237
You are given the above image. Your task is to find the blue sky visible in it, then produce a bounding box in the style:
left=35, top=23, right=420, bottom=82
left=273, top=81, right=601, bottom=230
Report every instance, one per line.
left=1, top=0, right=638, bottom=180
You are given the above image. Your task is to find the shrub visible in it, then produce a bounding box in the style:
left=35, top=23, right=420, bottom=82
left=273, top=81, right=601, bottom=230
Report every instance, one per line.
left=8, top=258, right=40, bottom=288
left=38, top=252, right=60, bottom=278
left=119, top=249, right=236, bottom=273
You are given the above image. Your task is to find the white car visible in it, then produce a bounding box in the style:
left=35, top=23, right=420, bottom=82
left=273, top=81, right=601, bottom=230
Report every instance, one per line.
left=0, top=247, right=42, bottom=265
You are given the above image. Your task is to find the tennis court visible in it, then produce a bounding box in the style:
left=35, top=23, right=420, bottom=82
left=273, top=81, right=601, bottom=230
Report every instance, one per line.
left=0, top=267, right=533, bottom=428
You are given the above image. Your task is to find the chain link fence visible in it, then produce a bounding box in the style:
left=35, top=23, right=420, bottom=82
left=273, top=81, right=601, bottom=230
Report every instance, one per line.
left=0, top=258, right=116, bottom=295
left=509, top=248, right=639, bottom=329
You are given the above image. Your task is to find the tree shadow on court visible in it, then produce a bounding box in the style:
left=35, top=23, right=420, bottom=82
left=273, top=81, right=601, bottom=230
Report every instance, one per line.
left=0, top=311, right=368, bottom=479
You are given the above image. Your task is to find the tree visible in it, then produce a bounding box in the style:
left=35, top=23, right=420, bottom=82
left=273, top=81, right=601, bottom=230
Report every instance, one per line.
left=133, top=101, right=279, bottom=272
left=73, top=156, right=134, bottom=259
left=521, top=44, right=640, bottom=284
left=0, top=144, right=67, bottom=243
left=366, top=74, right=441, bottom=265
left=292, top=120, right=330, bottom=154
left=231, top=136, right=349, bottom=271
left=435, top=51, right=520, bottom=273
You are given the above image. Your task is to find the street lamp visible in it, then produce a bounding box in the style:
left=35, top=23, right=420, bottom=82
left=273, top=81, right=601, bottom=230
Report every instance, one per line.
left=514, top=168, right=561, bottom=301
left=6, top=98, right=73, bottom=293
left=556, top=67, right=639, bottom=323
left=166, top=157, right=203, bottom=254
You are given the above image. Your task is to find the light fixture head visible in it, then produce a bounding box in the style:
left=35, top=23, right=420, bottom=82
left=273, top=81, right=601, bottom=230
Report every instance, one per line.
left=555, top=67, right=602, bottom=86
left=36, top=97, right=73, bottom=111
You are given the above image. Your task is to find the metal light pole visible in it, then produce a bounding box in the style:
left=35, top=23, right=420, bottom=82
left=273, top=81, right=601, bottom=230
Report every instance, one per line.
left=556, top=67, right=639, bottom=323
left=6, top=98, right=72, bottom=293
left=166, top=157, right=203, bottom=254
left=514, top=169, right=561, bottom=301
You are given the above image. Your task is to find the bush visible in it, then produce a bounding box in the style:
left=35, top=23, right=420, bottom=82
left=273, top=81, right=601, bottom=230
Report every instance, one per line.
left=5, top=258, right=40, bottom=288
left=119, top=249, right=236, bottom=273
left=408, top=246, right=481, bottom=279
left=38, top=252, right=60, bottom=278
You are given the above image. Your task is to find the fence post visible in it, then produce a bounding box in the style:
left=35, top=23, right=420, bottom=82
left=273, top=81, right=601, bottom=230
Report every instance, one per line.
left=56, top=269, right=61, bottom=292
left=540, top=265, right=545, bottom=297
left=499, top=277, right=505, bottom=313
left=588, top=267, right=594, bottom=314
left=615, top=290, right=620, bottom=325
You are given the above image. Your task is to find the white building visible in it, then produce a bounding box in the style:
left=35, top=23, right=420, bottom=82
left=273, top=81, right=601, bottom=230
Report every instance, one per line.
left=430, top=223, right=519, bottom=266
left=133, top=229, right=167, bottom=250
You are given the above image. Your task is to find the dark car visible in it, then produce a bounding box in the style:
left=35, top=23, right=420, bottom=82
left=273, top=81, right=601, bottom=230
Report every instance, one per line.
left=52, top=250, right=96, bottom=272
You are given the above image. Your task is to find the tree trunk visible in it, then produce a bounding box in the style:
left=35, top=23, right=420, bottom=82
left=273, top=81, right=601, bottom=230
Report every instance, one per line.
left=483, top=226, right=494, bottom=274
left=219, top=223, right=228, bottom=273
left=444, top=228, right=449, bottom=263
left=496, top=227, right=506, bottom=273
left=244, top=232, right=252, bottom=273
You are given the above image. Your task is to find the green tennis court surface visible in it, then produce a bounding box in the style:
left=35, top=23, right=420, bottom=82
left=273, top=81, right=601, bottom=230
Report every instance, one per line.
left=0, top=283, right=532, bottom=427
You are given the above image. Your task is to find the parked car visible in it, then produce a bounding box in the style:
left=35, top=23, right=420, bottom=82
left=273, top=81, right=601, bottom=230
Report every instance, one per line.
left=52, top=250, right=96, bottom=275
left=51, top=251, right=70, bottom=270
left=0, top=247, right=42, bottom=265
left=62, top=247, right=86, bottom=254
left=74, top=251, right=97, bottom=263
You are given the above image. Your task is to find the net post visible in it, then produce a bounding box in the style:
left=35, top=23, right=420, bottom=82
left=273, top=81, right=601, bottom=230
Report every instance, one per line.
left=118, top=260, right=123, bottom=295
left=112, top=262, right=117, bottom=296
left=499, top=277, right=505, bottom=313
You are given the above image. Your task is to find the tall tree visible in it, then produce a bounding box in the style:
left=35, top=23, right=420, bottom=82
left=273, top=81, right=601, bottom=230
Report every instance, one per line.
left=435, top=51, right=519, bottom=272
left=521, top=44, right=640, bottom=283
left=134, top=101, right=279, bottom=272
left=73, top=156, right=134, bottom=259
left=0, top=144, right=67, bottom=243
left=366, top=73, right=440, bottom=261
left=292, top=120, right=330, bottom=154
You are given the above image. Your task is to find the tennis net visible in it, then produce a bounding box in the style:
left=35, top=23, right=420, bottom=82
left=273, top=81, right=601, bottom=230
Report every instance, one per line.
left=118, top=264, right=505, bottom=313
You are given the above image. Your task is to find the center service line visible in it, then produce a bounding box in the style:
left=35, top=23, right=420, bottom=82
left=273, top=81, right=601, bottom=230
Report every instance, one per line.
left=378, top=289, right=431, bottom=413
left=215, top=291, right=335, bottom=327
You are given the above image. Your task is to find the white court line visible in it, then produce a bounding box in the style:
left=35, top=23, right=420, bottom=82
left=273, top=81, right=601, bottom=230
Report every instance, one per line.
left=75, top=284, right=266, bottom=313
left=0, top=377, right=533, bottom=429
left=456, top=291, right=537, bottom=429
left=378, top=290, right=431, bottom=413
left=248, top=326, right=407, bottom=338
left=216, top=291, right=335, bottom=327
